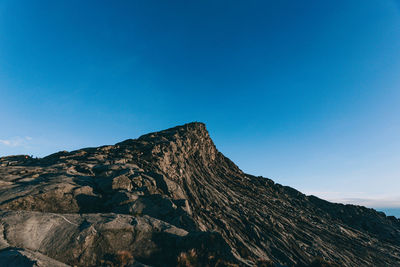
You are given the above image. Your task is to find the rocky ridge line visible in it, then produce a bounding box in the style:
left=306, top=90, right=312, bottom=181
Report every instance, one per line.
left=0, top=122, right=399, bottom=266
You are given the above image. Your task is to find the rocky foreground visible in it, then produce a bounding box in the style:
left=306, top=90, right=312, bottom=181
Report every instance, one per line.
left=0, top=122, right=399, bottom=266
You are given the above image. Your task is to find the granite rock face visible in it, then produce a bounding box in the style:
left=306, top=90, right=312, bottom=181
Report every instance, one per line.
left=0, top=122, right=399, bottom=266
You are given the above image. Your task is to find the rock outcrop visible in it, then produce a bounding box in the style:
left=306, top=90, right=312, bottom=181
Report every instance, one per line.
left=0, top=122, right=399, bottom=266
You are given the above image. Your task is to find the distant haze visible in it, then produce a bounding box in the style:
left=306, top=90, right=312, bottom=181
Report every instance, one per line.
left=376, top=208, right=400, bottom=218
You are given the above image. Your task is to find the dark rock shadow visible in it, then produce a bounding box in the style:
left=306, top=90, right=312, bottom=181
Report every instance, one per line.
left=134, top=231, right=238, bottom=267
left=76, top=194, right=104, bottom=213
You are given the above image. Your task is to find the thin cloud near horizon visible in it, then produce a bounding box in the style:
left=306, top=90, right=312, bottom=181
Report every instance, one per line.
left=0, top=136, right=33, bottom=147
left=306, top=191, right=400, bottom=208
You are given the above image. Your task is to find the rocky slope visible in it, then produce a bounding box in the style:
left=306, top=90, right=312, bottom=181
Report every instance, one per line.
left=0, top=122, right=399, bottom=266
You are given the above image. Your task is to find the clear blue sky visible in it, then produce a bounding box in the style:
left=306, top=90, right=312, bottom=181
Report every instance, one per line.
left=1, top=1, right=400, bottom=211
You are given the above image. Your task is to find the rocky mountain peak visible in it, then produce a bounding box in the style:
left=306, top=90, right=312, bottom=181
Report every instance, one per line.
left=119, top=122, right=215, bottom=157
left=139, top=122, right=209, bottom=141
left=115, top=122, right=222, bottom=180
left=0, top=123, right=400, bottom=267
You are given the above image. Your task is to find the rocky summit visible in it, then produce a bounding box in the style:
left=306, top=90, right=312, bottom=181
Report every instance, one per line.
left=0, top=122, right=399, bottom=267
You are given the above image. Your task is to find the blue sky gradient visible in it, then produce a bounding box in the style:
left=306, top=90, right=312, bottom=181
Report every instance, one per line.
left=1, top=1, right=400, bottom=214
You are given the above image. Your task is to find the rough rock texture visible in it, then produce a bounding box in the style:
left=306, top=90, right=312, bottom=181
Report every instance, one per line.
left=0, top=122, right=399, bottom=266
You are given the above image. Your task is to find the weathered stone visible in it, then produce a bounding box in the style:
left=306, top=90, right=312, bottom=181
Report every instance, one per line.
left=0, top=122, right=399, bottom=266
left=112, top=175, right=133, bottom=191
